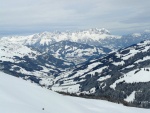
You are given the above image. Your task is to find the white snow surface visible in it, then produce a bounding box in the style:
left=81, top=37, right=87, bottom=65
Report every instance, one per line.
left=0, top=71, right=149, bottom=113
left=114, top=40, right=150, bottom=61
left=98, top=75, right=111, bottom=81
left=132, top=33, right=141, bottom=37
left=0, top=41, right=38, bottom=62
left=125, top=91, right=136, bottom=102
left=112, top=61, right=124, bottom=66
left=110, top=68, right=150, bottom=89
left=52, top=84, right=81, bottom=93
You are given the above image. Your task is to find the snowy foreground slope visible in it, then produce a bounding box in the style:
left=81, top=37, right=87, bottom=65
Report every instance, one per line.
left=0, top=71, right=149, bottom=113
left=0, top=40, right=75, bottom=87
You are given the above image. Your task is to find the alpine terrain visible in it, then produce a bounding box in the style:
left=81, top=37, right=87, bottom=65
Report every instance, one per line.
left=1, top=29, right=150, bottom=109
left=52, top=39, right=150, bottom=108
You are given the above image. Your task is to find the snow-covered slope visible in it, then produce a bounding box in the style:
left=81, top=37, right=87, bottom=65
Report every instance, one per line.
left=0, top=40, right=39, bottom=62
left=0, top=71, right=149, bottom=113
left=0, top=41, right=74, bottom=87
left=52, top=40, right=150, bottom=108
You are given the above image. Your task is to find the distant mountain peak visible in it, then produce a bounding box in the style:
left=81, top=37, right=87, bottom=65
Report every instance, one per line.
left=144, top=29, right=150, bottom=33
left=132, top=33, right=141, bottom=37
left=77, top=28, right=110, bottom=35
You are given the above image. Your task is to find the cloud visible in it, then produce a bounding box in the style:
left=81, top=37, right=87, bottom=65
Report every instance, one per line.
left=122, top=10, right=150, bottom=24
left=0, top=0, right=150, bottom=36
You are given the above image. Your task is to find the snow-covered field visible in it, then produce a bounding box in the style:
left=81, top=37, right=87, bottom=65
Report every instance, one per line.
left=0, top=71, right=149, bottom=113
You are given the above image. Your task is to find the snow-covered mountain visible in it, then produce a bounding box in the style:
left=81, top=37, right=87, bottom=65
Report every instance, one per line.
left=1, top=71, right=149, bottom=113
left=0, top=41, right=74, bottom=87
left=0, top=28, right=119, bottom=46
left=113, top=31, right=150, bottom=49
left=52, top=39, right=150, bottom=108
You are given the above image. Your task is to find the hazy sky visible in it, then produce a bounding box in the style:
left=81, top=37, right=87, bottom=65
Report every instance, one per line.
left=1, top=0, right=150, bottom=36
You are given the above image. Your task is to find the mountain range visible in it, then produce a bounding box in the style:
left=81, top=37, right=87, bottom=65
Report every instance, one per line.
left=2, top=28, right=150, bottom=64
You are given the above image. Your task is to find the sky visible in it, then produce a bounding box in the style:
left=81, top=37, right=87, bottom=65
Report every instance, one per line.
left=0, top=0, right=150, bottom=36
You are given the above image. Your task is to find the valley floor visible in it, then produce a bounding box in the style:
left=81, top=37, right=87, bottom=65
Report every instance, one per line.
left=0, top=72, right=149, bottom=113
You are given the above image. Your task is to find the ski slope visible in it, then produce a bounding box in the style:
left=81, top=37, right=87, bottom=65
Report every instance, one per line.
left=0, top=72, right=149, bottom=113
